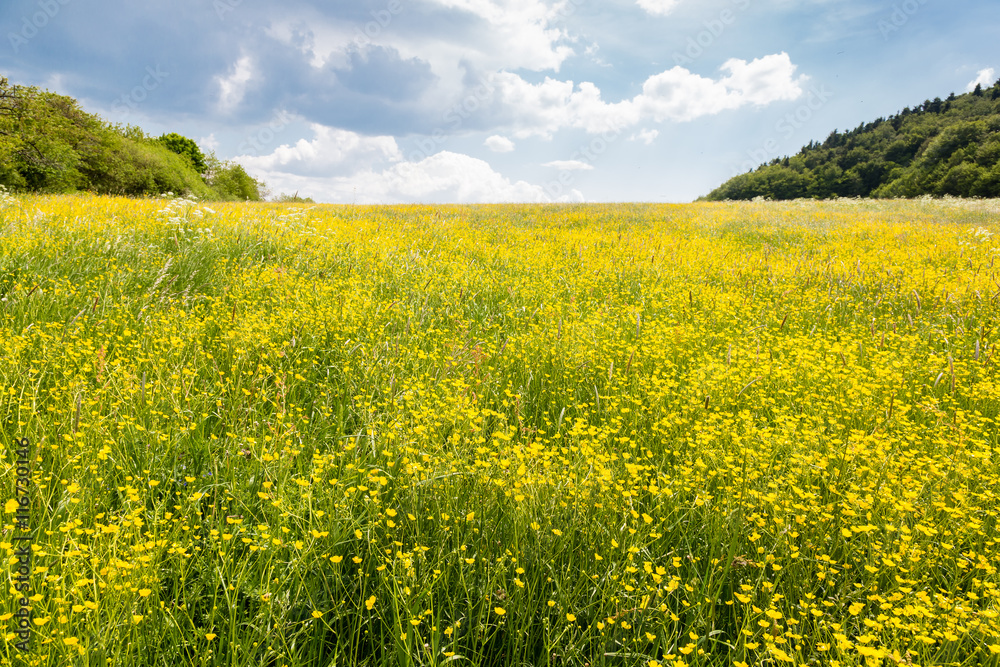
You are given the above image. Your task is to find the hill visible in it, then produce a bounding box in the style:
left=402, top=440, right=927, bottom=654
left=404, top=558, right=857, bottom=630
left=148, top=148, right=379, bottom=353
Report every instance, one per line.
left=704, top=79, right=1000, bottom=200
left=0, top=75, right=264, bottom=200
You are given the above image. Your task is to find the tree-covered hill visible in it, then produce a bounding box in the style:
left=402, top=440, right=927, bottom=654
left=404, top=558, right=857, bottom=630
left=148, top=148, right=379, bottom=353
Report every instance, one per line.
left=704, top=79, right=1000, bottom=200
left=0, top=76, right=264, bottom=200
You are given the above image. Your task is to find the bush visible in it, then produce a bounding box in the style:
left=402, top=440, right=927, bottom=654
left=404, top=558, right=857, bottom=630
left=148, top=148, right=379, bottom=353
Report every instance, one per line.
left=273, top=192, right=315, bottom=203
left=205, top=154, right=265, bottom=201
left=0, top=76, right=264, bottom=201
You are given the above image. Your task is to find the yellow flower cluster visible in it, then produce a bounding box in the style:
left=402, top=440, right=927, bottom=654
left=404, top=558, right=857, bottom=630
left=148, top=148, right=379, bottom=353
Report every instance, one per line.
left=0, top=194, right=998, bottom=666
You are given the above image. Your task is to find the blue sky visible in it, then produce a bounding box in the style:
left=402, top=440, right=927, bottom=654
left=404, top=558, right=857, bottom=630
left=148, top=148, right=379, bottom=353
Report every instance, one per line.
left=2, top=0, right=997, bottom=203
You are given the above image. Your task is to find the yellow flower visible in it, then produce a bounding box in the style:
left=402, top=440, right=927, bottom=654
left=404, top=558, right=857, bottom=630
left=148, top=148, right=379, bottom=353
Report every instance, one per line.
left=206, top=633, right=217, bottom=641
left=63, top=637, right=79, bottom=646
left=566, top=613, right=576, bottom=622
left=330, top=555, right=343, bottom=563
left=365, top=596, right=376, bottom=610
left=494, top=607, right=506, bottom=616
left=138, top=588, right=151, bottom=597
left=848, top=602, right=865, bottom=616
left=312, top=611, right=323, bottom=619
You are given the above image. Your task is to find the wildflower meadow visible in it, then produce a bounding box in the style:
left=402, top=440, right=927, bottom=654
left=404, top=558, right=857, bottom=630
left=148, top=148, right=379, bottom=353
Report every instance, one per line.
left=2, top=193, right=999, bottom=666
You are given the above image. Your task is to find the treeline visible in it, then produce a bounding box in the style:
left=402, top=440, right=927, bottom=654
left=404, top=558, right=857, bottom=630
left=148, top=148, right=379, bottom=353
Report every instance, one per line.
left=704, top=79, right=1000, bottom=200
left=0, top=76, right=265, bottom=200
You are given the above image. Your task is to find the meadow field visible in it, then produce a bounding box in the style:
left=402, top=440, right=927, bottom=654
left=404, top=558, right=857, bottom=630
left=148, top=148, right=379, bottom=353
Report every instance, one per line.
left=2, top=193, right=1000, bottom=667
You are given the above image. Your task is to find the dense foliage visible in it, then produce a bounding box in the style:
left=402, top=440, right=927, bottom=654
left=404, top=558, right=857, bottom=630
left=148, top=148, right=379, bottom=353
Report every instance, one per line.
left=0, top=76, right=264, bottom=201
left=2, top=195, right=1000, bottom=666
left=705, top=80, right=1000, bottom=200
left=157, top=133, right=208, bottom=174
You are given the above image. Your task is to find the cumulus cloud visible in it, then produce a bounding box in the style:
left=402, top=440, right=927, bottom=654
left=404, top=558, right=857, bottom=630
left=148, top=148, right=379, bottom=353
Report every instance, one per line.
left=199, top=133, right=220, bottom=152
left=630, top=129, right=659, bottom=144
left=237, top=124, right=402, bottom=177
left=636, top=0, right=681, bottom=16
left=422, top=0, right=574, bottom=72
left=492, top=74, right=641, bottom=137
left=237, top=126, right=549, bottom=203
left=491, top=52, right=807, bottom=137
left=966, top=67, right=996, bottom=92
left=216, top=55, right=254, bottom=113
left=542, top=160, right=594, bottom=170
left=484, top=135, right=515, bottom=152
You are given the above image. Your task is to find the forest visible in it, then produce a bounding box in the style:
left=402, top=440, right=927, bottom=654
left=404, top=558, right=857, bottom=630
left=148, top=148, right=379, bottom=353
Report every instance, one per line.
left=704, top=80, right=1000, bottom=200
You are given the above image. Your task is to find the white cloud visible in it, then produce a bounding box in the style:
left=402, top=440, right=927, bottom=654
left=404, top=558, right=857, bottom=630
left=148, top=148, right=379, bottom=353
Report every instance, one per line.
left=260, top=1, right=575, bottom=115
left=966, top=67, right=996, bottom=92
left=493, top=73, right=640, bottom=138
left=216, top=55, right=254, bottom=113
left=199, top=134, right=220, bottom=152
left=542, top=160, right=594, bottom=170
left=485, top=135, right=515, bottom=152
left=630, top=129, right=659, bottom=144
left=718, top=53, right=808, bottom=105
left=237, top=124, right=402, bottom=176
left=492, top=52, right=807, bottom=137
left=423, top=0, right=574, bottom=72
left=636, top=52, right=806, bottom=122
left=368, top=151, right=551, bottom=202
left=236, top=126, right=550, bottom=203
left=636, top=0, right=681, bottom=16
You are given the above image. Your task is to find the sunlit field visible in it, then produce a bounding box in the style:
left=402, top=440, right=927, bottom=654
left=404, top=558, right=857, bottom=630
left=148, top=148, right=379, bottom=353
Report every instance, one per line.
left=2, top=193, right=1000, bottom=667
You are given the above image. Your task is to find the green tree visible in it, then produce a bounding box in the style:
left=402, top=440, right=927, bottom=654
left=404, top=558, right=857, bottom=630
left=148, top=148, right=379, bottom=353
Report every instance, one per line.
left=204, top=152, right=266, bottom=201
left=705, top=84, right=1000, bottom=200
left=0, top=76, right=263, bottom=200
left=156, top=132, right=207, bottom=173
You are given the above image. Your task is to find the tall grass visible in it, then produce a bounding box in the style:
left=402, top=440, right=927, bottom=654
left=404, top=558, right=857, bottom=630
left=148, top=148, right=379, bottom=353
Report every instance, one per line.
left=1, top=194, right=999, bottom=666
